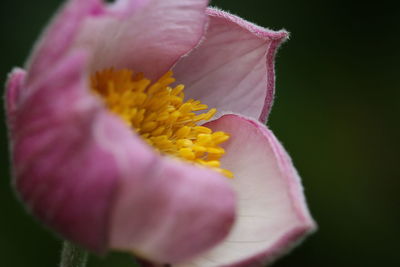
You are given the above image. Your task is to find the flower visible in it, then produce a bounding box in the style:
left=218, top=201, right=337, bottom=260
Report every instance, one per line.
left=4, top=0, right=316, bottom=266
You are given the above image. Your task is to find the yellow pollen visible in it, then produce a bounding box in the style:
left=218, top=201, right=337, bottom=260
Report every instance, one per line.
left=91, top=68, right=233, bottom=178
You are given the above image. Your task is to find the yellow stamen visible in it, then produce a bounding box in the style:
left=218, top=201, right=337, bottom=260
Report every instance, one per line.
left=91, top=68, right=233, bottom=178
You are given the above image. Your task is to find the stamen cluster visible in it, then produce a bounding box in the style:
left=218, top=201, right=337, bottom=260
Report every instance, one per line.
left=91, top=68, right=233, bottom=178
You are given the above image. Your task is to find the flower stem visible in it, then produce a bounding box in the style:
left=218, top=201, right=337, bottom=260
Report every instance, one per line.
left=59, top=241, right=89, bottom=267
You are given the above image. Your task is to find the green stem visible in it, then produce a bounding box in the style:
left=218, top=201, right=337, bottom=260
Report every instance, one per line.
left=59, top=241, right=89, bottom=267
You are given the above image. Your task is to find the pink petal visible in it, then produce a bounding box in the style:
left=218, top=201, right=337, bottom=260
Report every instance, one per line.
left=73, top=0, right=209, bottom=80
left=177, top=114, right=316, bottom=267
left=26, top=0, right=209, bottom=85
left=9, top=51, right=120, bottom=253
left=173, top=8, right=288, bottom=123
left=110, top=153, right=236, bottom=264
left=5, top=67, right=26, bottom=120
left=25, top=0, right=104, bottom=86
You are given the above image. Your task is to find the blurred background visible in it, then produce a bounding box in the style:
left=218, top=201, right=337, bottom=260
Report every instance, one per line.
left=1, top=0, right=399, bottom=266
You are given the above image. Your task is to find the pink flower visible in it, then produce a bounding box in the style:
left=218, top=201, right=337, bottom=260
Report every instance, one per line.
left=5, top=0, right=315, bottom=266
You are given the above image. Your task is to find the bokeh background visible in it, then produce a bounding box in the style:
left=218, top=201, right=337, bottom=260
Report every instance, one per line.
left=1, top=0, right=399, bottom=266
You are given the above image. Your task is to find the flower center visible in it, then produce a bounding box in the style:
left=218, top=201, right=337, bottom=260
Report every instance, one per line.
left=90, top=68, right=233, bottom=178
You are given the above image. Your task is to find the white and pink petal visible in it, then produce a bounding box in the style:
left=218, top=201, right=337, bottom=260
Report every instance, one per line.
left=26, top=0, right=210, bottom=88
left=173, top=8, right=288, bottom=123
left=74, top=0, right=210, bottom=80
left=176, top=114, right=316, bottom=267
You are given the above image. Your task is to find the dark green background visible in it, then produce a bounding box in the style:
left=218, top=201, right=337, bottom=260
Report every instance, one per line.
left=1, top=0, right=399, bottom=266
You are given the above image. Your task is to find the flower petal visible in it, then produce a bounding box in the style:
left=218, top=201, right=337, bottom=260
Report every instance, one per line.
left=25, top=0, right=104, bottom=86
left=173, top=8, right=288, bottom=123
left=74, top=0, right=209, bottom=80
left=26, top=0, right=209, bottom=85
left=109, top=145, right=236, bottom=264
left=8, top=51, right=120, bottom=253
left=177, top=114, right=316, bottom=267
left=5, top=67, right=26, bottom=119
